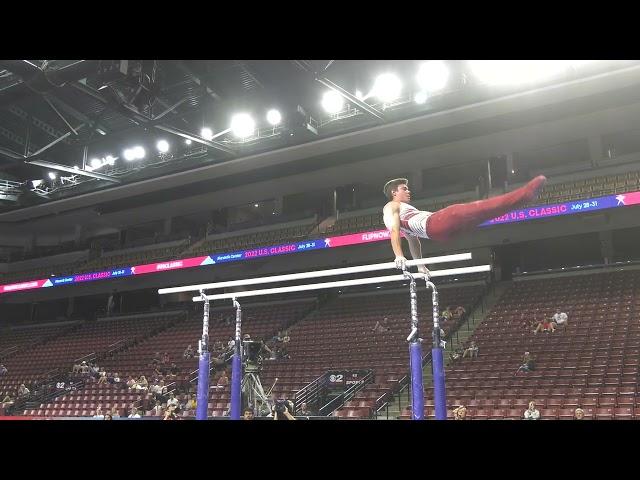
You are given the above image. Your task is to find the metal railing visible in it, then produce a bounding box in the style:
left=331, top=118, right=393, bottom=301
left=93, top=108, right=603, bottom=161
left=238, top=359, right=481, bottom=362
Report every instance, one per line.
left=319, top=370, right=374, bottom=416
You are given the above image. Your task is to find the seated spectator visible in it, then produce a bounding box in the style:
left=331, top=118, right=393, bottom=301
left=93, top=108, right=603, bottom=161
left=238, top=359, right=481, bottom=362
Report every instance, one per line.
left=128, top=408, right=142, bottom=419
left=462, top=341, right=479, bottom=359
left=453, top=405, right=467, bottom=420
left=281, top=330, right=291, bottom=343
left=110, top=406, right=120, bottom=418
left=0, top=364, right=7, bottom=376
left=72, top=362, right=83, bottom=374
left=183, top=344, right=195, bottom=359
left=227, top=336, right=236, bottom=351
left=17, top=383, right=30, bottom=398
left=1, top=394, right=14, bottom=408
left=166, top=393, right=179, bottom=409
left=551, top=308, right=568, bottom=329
left=163, top=404, right=178, bottom=420
left=243, top=407, right=254, bottom=420
left=79, top=361, right=90, bottom=374
left=97, top=369, right=108, bottom=385
left=515, top=352, right=536, bottom=375
left=454, top=306, right=466, bottom=318
left=534, top=316, right=555, bottom=334
left=103, top=413, right=113, bottom=420
left=372, top=317, right=391, bottom=333
left=574, top=407, right=585, bottom=420
left=277, top=346, right=291, bottom=360
left=185, top=394, right=197, bottom=413
left=126, top=376, right=136, bottom=389
left=161, top=352, right=170, bottom=365
left=523, top=401, right=540, bottom=420
left=135, top=375, right=149, bottom=391
left=298, top=402, right=314, bottom=416
left=112, top=372, right=122, bottom=386
left=217, top=371, right=229, bottom=388
left=442, top=306, right=453, bottom=322
left=449, top=347, right=463, bottom=363
left=168, top=363, right=179, bottom=377
left=151, top=401, right=164, bottom=417
left=93, top=406, right=105, bottom=419
left=213, top=340, right=224, bottom=353
left=151, top=380, right=167, bottom=399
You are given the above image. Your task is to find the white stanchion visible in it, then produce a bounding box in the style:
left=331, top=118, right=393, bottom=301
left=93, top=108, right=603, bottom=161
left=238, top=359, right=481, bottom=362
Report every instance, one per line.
left=191, top=265, right=491, bottom=302
left=158, top=253, right=472, bottom=295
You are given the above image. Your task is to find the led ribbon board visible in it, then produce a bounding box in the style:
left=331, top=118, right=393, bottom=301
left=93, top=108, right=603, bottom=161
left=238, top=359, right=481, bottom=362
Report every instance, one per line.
left=2, top=190, right=640, bottom=295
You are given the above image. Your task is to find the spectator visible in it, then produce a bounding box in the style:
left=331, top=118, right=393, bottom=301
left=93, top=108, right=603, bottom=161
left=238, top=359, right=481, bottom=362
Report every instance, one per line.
left=1, top=394, right=14, bottom=408
left=462, top=341, right=479, bottom=359
left=93, top=406, right=105, bottom=419
left=0, top=364, right=7, bottom=376
left=449, top=347, right=463, bottom=363
left=80, top=361, right=90, bottom=374
left=97, top=369, right=108, bottom=385
left=161, top=352, right=170, bottom=365
left=243, top=407, right=255, bottom=420
left=372, top=317, right=391, bottom=333
left=442, top=306, right=453, bottom=323
left=453, top=405, right=467, bottom=420
left=128, top=407, right=142, bottom=418
left=281, top=330, right=291, bottom=343
left=551, top=308, right=568, bottom=329
left=574, top=407, right=585, bottom=420
left=227, top=336, right=236, bottom=351
left=112, top=372, right=121, bottom=387
left=183, top=344, right=195, bottom=359
left=150, top=352, right=161, bottom=366
left=17, top=383, right=30, bottom=398
left=72, top=362, right=83, bottom=374
left=103, top=413, right=113, bottom=420
left=167, top=393, right=179, bottom=409
left=523, top=401, right=540, bottom=420
left=515, top=352, right=536, bottom=375
left=110, top=406, right=120, bottom=418
left=454, top=306, right=466, bottom=318
left=163, top=404, right=178, bottom=420
left=217, top=371, right=229, bottom=388
left=169, top=363, right=179, bottom=377
left=126, top=376, right=136, bottom=390
left=151, top=401, right=164, bottom=417
left=213, top=340, right=224, bottom=353
left=135, top=375, right=149, bottom=391
left=184, top=394, right=197, bottom=415
left=534, top=316, right=555, bottom=334
left=298, top=402, right=314, bottom=416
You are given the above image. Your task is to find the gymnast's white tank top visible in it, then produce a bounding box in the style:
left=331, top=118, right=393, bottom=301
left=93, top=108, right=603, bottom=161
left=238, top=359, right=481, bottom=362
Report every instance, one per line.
left=383, top=202, right=432, bottom=239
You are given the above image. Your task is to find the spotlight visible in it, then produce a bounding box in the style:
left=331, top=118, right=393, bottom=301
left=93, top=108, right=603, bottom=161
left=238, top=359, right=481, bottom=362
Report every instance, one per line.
left=469, top=60, right=569, bottom=86
left=105, top=155, right=115, bottom=166
left=414, top=91, right=428, bottom=104
left=133, top=146, right=145, bottom=159
left=321, top=90, right=344, bottom=114
left=266, top=109, right=282, bottom=126
left=231, top=113, right=255, bottom=138
left=254, top=203, right=259, bottom=208
left=90, top=158, right=102, bottom=169
left=31, top=179, right=43, bottom=188
left=185, top=139, right=192, bottom=145
left=355, top=90, right=364, bottom=100
left=201, top=127, right=213, bottom=141
left=123, top=148, right=136, bottom=161
left=372, top=73, right=402, bottom=103
left=416, top=61, right=449, bottom=93
left=48, top=172, right=57, bottom=180
left=157, top=139, right=170, bottom=153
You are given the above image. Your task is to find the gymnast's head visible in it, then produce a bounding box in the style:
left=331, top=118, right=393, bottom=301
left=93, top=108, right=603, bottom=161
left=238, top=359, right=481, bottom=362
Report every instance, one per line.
left=383, top=178, right=410, bottom=202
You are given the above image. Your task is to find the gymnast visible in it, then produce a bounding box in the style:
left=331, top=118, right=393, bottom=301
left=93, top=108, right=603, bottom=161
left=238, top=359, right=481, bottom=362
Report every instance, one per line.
left=383, top=175, right=547, bottom=273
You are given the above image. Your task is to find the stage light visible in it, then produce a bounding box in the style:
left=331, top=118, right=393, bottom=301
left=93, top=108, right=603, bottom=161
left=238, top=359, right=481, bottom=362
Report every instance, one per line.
left=355, top=90, right=364, bottom=100
left=417, top=61, right=449, bottom=93
left=31, top=179, right=43, bottom=188
left=469, top=60, right=570, bottom=86
left=201, top=127, right=213, bottom=140
left=231, top=113, right=255, bottom=138
left=254, top=203, right=259, bottom=208
left=321, top=90, right=344, bottom=113
left=105, top=155, right=115, bottom=166
left=266, top=109, right=282, bottom=126
left=157, top=139, right=170, bottom=153
left=90, top=158, right=102, bottom=169
left=133, top=146, right=145, bottom=159
left=414, top=91, right=428, bottom=104
left=372, top=73, right=402, bottom=103
left=48, top=172, right=57, bottom=180
left=123, top=148, right=136, bottom=161
left=185, top=139, right=192, bottom=145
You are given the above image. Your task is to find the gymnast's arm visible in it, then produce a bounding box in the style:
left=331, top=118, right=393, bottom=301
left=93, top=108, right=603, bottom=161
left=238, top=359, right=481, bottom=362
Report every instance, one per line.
left=406, top=235, right=429, bottom=276
left=385, top=203, right=405, bottom=260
